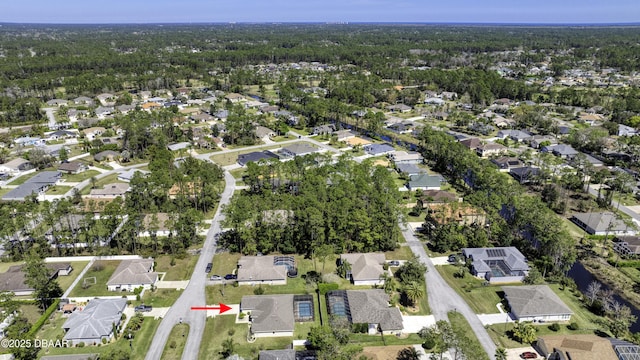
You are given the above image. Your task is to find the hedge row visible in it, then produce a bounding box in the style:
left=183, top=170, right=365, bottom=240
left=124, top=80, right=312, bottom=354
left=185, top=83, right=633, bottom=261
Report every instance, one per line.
left=28, top=299, right=60, bottom=337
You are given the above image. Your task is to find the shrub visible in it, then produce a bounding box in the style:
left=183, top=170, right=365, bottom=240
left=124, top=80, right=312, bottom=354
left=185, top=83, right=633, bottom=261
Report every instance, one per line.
left=102, top=338, right=107, bottom=344
left=239, top=312, right=246, bottom=319
left=253, top=286, right=265, bottom=295
left=422, top=338, right=436, bottom=350
left=567, top=322, right=580, bottom=330
left=92, top=263, right=104, bottom=272
left=170, top=257, right=176, bottom=266
left=318, top=283, right=339, bottom=295
left=228, top=328, right=235, bottom=336
left=78, top=342, right=85, bottom=348
left=169, top=340, right=177, bottom=349
left=549, top=323, right=560, bottom=332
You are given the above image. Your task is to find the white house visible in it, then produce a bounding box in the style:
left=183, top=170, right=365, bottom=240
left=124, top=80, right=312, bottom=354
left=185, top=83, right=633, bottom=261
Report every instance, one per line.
left=106, top=259, right=159, bottom=292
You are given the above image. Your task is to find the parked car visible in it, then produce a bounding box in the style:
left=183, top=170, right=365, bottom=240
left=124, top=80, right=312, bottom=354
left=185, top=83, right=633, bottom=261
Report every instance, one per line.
left=521, top=352, right=537, bottom=359
left=210, top=275, right=222, bottom=281
left=135, top=305, right=152, bottom=312
left=448, top=254, right=458, bottom=263
left=387, top=260, right=400, bottom=266
left=205, top=263, right=213, bottom=273
left=224, top=274, right=237, bottom=280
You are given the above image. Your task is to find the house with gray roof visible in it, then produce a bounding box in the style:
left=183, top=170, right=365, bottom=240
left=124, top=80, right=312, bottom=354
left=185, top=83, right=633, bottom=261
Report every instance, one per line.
left=88, top=183, right=130, bottom=198
left=58, top=161, right=87, bottom=175
left=258, top=350, right=298, bottom=360
left=542, top=144, right=579, bottom=158
left=476, top=143, right=507, bottom=157
left=490, top=157, right=523, bottom=172
left=502, top=285, right=572, bottom=322
left=571, top=212, right=637, bottom=236
left=280, top=143, right=319, bottom=158
left=73, top=96, right=94, bottom=106
left=240, top=295, right=294, bottom=337
left=0, top=158, right=33, bottom=175
left=619, top=124, right=638, bottom=137
left=107, top=259, right=158, bottom=291
left=396, top=163, right=427, bottom=177
left=462, top=247, right=530, bottom=283
left=167, top=142, right=191, bottom=152
left=46, top=99, right=68, bottom=107
left=2, top=171, right=62, bottom=201
left=117, top=169, right=150, bottom=182
left=497, top=129, right=532, bottom=142
left=407, top=173, right=442, bottom=191
left=255, top=126, right=276, bottom=139
left=93, top=150, right=120, bottom=162
left=509, top=166, right=541, bottom=184
left=327, top=290, right=403, bottom=335
left=339, top=253, right=386, bottom=286
left=364, top=143, right=395, bottom=156
left=237, top=151, right=279, bottom=166
left=386, top=104, right=412, bottom=113
left=62, top=298, right=127, bottom=345
left=390, top=151, right=423, bottom=165
left=0, top=263, right=72, bottom=296
left=312, top=124, right=336, bottom=135
left=237, top=256, right=288, bottom=285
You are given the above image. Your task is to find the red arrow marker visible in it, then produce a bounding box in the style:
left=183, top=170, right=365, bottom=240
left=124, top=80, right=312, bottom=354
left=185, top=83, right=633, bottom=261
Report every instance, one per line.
left=191, top=303, right=232, bottom=314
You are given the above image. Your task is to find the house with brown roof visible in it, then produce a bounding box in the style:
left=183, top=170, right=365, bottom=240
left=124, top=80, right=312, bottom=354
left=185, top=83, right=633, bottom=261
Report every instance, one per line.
left=418, top=190, right=461, bottom=205
left=106, top=259, right=158, bottom=291
left=58, top=161, right=88, bottom=175
left=0, top=263, right=72, bottom=296
left=459, top=138, right=482, bottom=150
left=339, top=253, right=386, bottom=286
left=537, top=335, right=618, bottom=360
left=237, top=256, right=288, bottom=285
left=88, top=183, right=130, bottom=198
left=476, top=143, right=507, bottom=157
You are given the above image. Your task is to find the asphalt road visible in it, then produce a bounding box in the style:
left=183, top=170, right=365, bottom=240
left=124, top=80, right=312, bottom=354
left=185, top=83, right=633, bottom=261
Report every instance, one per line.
left=401, top=224, right=497, bottom=360
left=144, top=170, right=236, bottom=360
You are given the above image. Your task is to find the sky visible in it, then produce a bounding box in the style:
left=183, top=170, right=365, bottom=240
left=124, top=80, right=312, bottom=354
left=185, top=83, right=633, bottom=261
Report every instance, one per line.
left=0, top=0, right=638, bottom=24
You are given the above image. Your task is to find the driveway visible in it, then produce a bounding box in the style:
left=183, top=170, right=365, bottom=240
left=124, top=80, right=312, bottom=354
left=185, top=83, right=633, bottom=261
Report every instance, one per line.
left=402, top=315, right=435, bottom=333
left=430, top=256, right=452, bottom=266
left=506, top=347, right=540, bottom=360
left=155, top=281, right=189, bottom=290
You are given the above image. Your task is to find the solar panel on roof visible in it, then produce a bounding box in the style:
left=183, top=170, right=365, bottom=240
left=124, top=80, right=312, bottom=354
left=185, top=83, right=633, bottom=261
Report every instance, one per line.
left=486, top=249, right=506, bottom=257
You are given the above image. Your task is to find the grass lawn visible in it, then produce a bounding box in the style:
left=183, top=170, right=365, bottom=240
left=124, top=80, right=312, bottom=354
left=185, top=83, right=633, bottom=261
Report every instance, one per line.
left=56, top=261, right=90, bottom=292
left=0, top=188, right=12, bottom=196
left=135, top=288, right=183, bottom=308
left=198, top=315, right=292, bottom=360
left=0, top=261, right=24, bottom=273
left=349, top=333, right=423, bottom=347
left=210, top=252, right=241, bottom=277
left=37, top=316, right=160, bottom=360
left=62, top=170, right=101, bottom=182
left=436, top=265, right=504, bottom=314
left=229, top=168, right=246, bottom=180
left=384, top=245, right=416, bottom=261
left=272, top=135, right=296, bottom=142
left=448, top=311, right=490, bottom=360
left=45, top=185, right=73, bottom=195
left=69, top=260, right=131, bottom=297
left=20, top=303, right=43, bottom=324
left=155, top=255, right=199, bottom=281
left=486, top=284, right=606, bottom=349
left=161, top=324, right=190, bottom=360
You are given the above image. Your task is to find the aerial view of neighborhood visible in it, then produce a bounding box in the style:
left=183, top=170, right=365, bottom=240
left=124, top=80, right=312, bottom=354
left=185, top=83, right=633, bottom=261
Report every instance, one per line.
left=0, top=3, right=640, bottom=360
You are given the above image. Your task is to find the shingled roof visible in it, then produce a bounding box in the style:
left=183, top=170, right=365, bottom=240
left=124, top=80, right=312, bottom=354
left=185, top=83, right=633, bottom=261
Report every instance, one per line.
left=503, top=285, right=572, bottom=319
left=345, top=289, right=403, bottom=331
left=63, top=298, right=127, bottom=342
left=106, top=259, right=158, bottom=287
left=241, top=295, right=294, bottom=333
left=237, top=256, right=288, bottom=283
left=340, top=253, right=385, bottom=283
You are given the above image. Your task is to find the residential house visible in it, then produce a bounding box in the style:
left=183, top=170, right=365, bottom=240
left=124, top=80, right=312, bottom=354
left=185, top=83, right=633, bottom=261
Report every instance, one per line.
left=14, top=136, right=45, bottom=147
left=339, top=253, right=386, bottom=286
left=190, top=113, right=215, bottom=123
left=240, top=295, right=294, bottom=337
left=542, top=144, right=579, bottom=158
left=497, top=129, right=531, bottom=142
left=396, top=163, right=427, bottom=177
left=46, top=130, right=78, bottom=141
left=2, top=171, right=62, bottom=201
left=0, top=158, right=34, bottom=175
left=509, top=166, right=542, bottom=184
left=326, top=290, right=403, bottom=335
left=117, top=169, right=150, bottom=182
left=386, top=104, right=412, bottom=113
left=96, top=93, right=116, bottom=106
left=459, top=138, right=481, bottom=151
left=476, top=143, right=507, bottom=157
left=46, top=99, right=68, bottom=107
left=503, top=285, right=572, bottom=322
left=58, top=161, right=88, bottom=175
left=441, top=91, right=458, bottom=100
left=334, top=129, right=357, bottom=141
left=407, top=173, right=442, bottom=191
left=364, top=144, right=395, bottom=156
left=82, top=127, right=106, bottom=141
left=141, top=102, right=162, bottom=112
left=67, top=109, right=89, bottom=122
left=571, top=212, right=637, bottom=236
left=167, top=142, right=191, bottom=152
left=424, top=97, right=445, bottom=105
left=73, top=96, right=94, bottom=106
left=116, top=104, right=136, bottom=114
left=491, top=157, right=523, bottom=172
left=462, top=247, right=530, bottom=283
left=619, top=124, right=638, bottom=137
left=237, top=256, right=288, bottom=285
left=106, top=259, right=159, bottom=291
left=280, top=143, right=319, bottom=158
left=491, top=116, right=516, bottom=128
left=224, top=93, right=245, bottom=103
left=418, top=190, right=461, bottom=205
left=93, top=150, right=120, bottom=162
left=259, top=105, right=280, bottom=114
left=468, top=122, right=495, bottom=135
left=387, top=122, right=414, bottom=134
left=88, top=183, right=130, bottom=198
left=139, top=213, right=172, bottom=237
left=312, top=124, right=335, bottom=135
left=528, top=135, right=557, bottom=149
left=237, top=151, right=279, bottom=166
left=0, top=263, right=72, bottom=296
left=390, top=151, right=423, bottom=165
left=537, top=335, right=618, bottom=360
left=255, top=126, right=276, bottom=139
left=62, top=298, right=127, bottom=345
left=94, top=106, right=114, bottom=119
left=613, top=236, right=640, bottom=257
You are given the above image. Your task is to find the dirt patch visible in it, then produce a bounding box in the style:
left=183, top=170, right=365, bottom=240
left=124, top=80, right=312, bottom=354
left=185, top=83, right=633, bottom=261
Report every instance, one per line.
left=361, top=345, right=415, bottom=360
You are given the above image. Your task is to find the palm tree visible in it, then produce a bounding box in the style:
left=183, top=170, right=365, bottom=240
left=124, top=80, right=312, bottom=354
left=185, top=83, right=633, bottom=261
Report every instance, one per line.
left=380, top=272, right=395, bottom=294
left=495, top=347, right=507, bottom=360
left=403, top=281, right=425, bottom=306
left=397, top=347, right=421, bottom=360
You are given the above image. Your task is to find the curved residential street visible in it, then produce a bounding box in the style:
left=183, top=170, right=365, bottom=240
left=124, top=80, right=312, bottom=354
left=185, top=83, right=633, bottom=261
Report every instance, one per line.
left=145, top=170, right=236, bottom=360
left=401, top=224, right=497, bottom=360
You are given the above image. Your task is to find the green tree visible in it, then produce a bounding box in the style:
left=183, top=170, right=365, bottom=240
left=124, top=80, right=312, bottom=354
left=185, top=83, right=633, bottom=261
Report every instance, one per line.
left=512, top=321, right=537, bottom=344
left=495, top=347, right=507, bottom=360
left=221, top=338, right=237, bottom=358
left=402, top=281, right=425, bottom=306
left=23, top=250, right=62, bottom=310
left=394, top=258, right=427, bottom=285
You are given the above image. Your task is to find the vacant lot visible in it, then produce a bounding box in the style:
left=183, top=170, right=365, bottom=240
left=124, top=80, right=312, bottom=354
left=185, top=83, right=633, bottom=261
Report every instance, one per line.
left=155, top=254, right=198, bottom=281
left=436, top=265, right=504, bottom=314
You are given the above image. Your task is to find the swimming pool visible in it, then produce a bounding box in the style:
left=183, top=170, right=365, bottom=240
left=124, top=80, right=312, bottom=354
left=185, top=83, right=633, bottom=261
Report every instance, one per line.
left=293, top=295, right=314, bottom=322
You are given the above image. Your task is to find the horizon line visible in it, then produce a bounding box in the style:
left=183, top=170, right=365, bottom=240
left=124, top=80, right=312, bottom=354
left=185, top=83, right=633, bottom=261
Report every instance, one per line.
left=1, top=21, right=640, bottom=27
